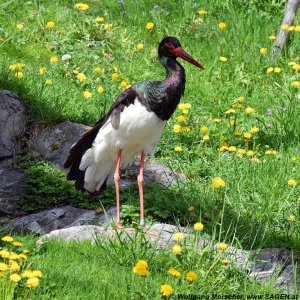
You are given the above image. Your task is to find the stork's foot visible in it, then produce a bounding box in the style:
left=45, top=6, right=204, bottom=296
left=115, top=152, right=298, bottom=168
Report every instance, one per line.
left=113, top=223, right=159, bottom=237
left=114, top=223, right=135, bottom=233
left=139, top=226, right=159, bottom=237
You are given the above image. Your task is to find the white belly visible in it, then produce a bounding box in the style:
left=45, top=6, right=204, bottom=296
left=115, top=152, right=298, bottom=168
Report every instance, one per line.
left=79, top=99, right=166, bottom=192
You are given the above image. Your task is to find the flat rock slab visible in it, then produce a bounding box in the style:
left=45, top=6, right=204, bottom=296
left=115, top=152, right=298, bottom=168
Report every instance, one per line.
left=0, top=168, right=25, bottom=215
left=2, top=205, right=117, bottom=234
left=0, top=90, right=26, bottom=158
left=32, top=120, right=185, bottom=187
left=37, top=224, right=299, bottom=291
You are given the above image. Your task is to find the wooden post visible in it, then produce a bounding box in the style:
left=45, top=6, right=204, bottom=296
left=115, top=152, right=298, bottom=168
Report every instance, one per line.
left=271, top=0, right=300, bottom=59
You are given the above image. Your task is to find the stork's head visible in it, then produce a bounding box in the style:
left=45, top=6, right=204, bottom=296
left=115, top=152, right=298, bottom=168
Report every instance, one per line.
left=158, top=36, right=205, bottom=70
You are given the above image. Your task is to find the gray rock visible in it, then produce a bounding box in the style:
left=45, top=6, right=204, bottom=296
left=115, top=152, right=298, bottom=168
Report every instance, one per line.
left=2, top=205, right=117, bottom=234
left=124, top=159, right=185, bottom=188
left=0, top=168, right=25, bottom=215
left=0, top=90, right=26, bottom=158
left=32, top=121, right=90, bottom=170
left=250, top=248, right=300, bottom=290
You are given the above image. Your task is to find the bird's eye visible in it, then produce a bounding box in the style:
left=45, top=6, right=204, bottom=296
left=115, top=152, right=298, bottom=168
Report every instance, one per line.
left=166, top=42, right=175, bottom=50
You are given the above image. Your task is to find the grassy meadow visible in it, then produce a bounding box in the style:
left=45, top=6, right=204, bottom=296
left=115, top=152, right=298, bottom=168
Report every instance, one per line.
left=0, top=0, right=300, bottom=298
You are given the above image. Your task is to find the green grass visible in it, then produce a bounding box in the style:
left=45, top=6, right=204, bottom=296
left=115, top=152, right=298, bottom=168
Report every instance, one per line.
left=0, top=0, right=300, bottom=297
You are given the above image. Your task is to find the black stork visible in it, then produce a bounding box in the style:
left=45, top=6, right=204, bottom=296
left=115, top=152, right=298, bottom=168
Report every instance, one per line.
left=64, top=36, right=204, bottom=229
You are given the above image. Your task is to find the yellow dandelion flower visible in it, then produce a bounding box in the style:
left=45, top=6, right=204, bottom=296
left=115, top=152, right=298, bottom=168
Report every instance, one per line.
left=50, top=56, right=58, bottom=62
left=225, top=109, right=236, bottom=114
left=198, top=10, right=208, bottom=15
left=291, top=81, right=300, bottom=87
left=173, top=232, right=184, bottom=241
left=182, top=109, right=189, bottom=114
left=239, top=96, right=245, bottom=102
left=274, top=67, right=281, bottom=73
left=2, top=236, right=13, bottom=242
left=9, top=63, right=25, bottom=71
left=282, top=24, right=289, bottom=30
left=288, top=179, right=297, bottom=186
left=10, top=273, right=21, bottom=282
left=178, top=103, right=191, bottom=110
left=0, top=250, right=10, bottom=258
left=194, top=222, right=204, bottom=231
left=267, top=67, right=274, bottom=73
left=295, top=25, right=300, bottom=32
left=0, top=263, right=8, bottom=271
left=19, top=254, right=27, bottom=260
left=211, top=177, right=225, bottom=188
left=112, top=73, right=119, bottom=80
left=221, top=259, right=230, bottom=266
left=39, top=67, right=46, bottom=75
left=174, top=146, right=182, bottom=152
left=75, top=3, right=89, bottom=11
left=177, top=115, right=186, bottom=122
left=201, top=126, right=209, bottom=134
left=12, top=241, right=22, bottom=247
left=97, top=86, right=104, bottom=93
left=120, top=80, right=127, bottom=88
left=104, top=23, right=113, bottom=32
left=45, top=79, right=52, bottom=85
left=187, top=206, right=195, bottom=212
left=218, top=22, right=227, bottom=30
left=260, top=48, right=267, bottom=55
left=217, top=242, right=227, bottom=251
left=288, top=26, right=295, bottom=31
left=95, top=17, right=105, bottom=23
left=77, top=72, right=87, bottom=83
left=251, top=157, right=260, bottom=163
left=172, top=244, right=182, bottom=255
left=160, top=284, right=174, bottom=297
left=21, top=270, right=33, bottom=278
left=126, top=84, right=132, bottom=89
left=234, top=131, right=241, bottom=136
left=133, top=260, right=150, bottom=276
left=292, top=64, right=300, bottom=71
left=9, top=261, right=20, bottom=272
left=23, top=250, right=30, bottom=254
left=26, top=277, right=39, bottom=288
left=287, top=215, right=296, bottom=222
left=246, top=150, right=255, bottom=156
left=16, top=23, right=24, bottom=30
left=212, top=118, right=221, bottom=123
left=73, top=69, right=79, bottom=75
left=168, top=268, right=181, bottom=277
left=31, top=270, right=42, bottom=278
left=268, top=35, right=276, bottom=40
left=137, top=43, right=144, bottom=51
left=45, top=21, right=55, bottom=29
left=186, top=271, right=197, bottom=282
left=173, top=124, right=181, bottom=133
left=245, top=107, right=254, bottom=115
left=15, top=72, right=24, bottom=79
left=229, top=120, right=236, bottom=126
left=146, top=22, right=154, bottom=30
left=203, top=135, right=210, bottom=141
left=219, top=56, right=227, bottom=62
left=250, top=127, right=259, bottom=133
left=83, top=91, right=92, bottom=99
left=181, top=126, right=190, bottom=133
left=228, top=146, right=237, bottom=152
left=94, top=67, right=101, bottom=73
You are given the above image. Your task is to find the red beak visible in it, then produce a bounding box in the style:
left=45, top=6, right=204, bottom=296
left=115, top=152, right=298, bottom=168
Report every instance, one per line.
left=174, top=47, right=205, bottom=70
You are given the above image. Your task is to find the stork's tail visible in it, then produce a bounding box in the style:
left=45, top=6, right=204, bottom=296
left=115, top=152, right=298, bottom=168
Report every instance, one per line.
left=64, top=118, right=108, bottom=193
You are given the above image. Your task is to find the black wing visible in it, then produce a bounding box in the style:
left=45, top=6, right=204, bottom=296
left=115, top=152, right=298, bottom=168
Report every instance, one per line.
left=64, top=87, right=139, bottom=192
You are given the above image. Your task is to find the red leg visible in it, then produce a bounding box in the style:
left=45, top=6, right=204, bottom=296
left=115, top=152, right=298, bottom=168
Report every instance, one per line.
left=114, top=149, right=122, bottom=228
left=138, top=151, right=145, bottom=226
